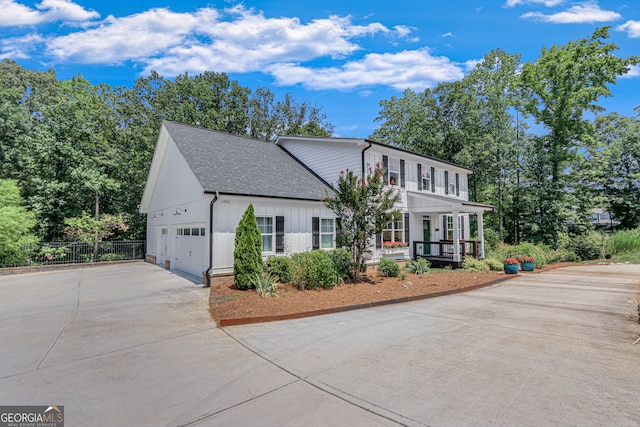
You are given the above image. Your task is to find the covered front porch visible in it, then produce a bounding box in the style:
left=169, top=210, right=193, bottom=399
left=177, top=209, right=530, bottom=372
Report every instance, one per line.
left=406, top=191, right=495, bottom=268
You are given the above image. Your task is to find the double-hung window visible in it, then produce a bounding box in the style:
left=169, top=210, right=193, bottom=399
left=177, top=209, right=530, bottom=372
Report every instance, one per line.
left=383, top=216, right=404, bottom=244
left=388, top=158, right=400, bottom=186
left=445, top=216, right=464, bottom=240
left=422, top=168, right=431, bottom=192
left=320, top=218, right=335, bottom=249
left=256, top=217, right=274, bottom=253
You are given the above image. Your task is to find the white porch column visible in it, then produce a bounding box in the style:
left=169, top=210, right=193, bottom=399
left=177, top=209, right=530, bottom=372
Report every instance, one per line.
left=477, top=213, right=485, bottom=259
left=452, top=210, right=461, bottom=262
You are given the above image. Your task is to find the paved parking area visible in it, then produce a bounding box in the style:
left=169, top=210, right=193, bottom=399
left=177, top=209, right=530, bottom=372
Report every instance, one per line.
left=0, top=262, right=638, bottom=426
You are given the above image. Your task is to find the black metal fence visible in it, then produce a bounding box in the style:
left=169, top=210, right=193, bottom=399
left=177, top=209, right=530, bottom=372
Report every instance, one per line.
left=0, top=240, right=146, bottom=268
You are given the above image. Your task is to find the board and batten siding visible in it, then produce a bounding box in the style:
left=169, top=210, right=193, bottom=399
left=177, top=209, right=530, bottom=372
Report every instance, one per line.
left=210, top=196, right=336, bottom=274
left=145, top=137, right=211, bottom=267
left=280, top=140, right=361, bottom=186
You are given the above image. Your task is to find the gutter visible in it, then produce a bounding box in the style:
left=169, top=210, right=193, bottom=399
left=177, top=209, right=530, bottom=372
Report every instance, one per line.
left=204, top=191, right=219, bottom=287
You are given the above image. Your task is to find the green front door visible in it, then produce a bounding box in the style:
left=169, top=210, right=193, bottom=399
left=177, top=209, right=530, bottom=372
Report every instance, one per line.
left=423, top=219, right=431, bottom=255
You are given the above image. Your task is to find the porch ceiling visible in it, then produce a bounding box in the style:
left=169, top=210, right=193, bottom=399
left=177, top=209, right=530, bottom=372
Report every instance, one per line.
left=406, top=191, right=495, bottom=214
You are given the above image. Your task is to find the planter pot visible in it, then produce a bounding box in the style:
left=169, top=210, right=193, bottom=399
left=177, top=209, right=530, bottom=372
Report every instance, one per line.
left=605, top=254, right=612, bottom=260
left=520, top=262, right=535, bottom=272
left=504, top=264, right=519, bottom=274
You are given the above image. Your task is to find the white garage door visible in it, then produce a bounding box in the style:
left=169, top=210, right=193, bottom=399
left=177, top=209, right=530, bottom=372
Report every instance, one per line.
left=174, top=226, right=207, bottom=277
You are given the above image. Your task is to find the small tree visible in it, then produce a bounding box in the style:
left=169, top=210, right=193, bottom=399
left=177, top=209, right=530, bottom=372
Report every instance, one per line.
left=64, top=212, right=128, bottom=262
left=0, top=179, right=38, bottom=264
left=324, top=165, right=400, bottom=281
left=233, top=203, right=263, bottom=290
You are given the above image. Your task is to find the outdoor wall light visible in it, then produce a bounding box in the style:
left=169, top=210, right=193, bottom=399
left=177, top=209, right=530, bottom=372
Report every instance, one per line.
left=174, top=207, right=187, bottom=215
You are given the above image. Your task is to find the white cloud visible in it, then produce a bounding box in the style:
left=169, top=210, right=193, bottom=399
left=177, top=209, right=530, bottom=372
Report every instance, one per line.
left=0, top=0, right=98, bottom=26
left=521, top=2, right=621, bottom=23
left=46, top=8, right=217, bottom=63
left=620, top=65, right=640, bottom=79
left=617, top=20, right=640, bottom=38
left=267, top=48, right=464, bottom=91
left=0, top=34, right=46, bottom=58
left=505, top=0, right=565, bottom=7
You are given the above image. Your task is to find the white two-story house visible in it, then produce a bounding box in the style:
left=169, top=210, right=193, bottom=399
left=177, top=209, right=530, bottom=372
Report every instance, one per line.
left=277, top=136, right=494, bottom=267
left=140, top=121, right=493, bottom=282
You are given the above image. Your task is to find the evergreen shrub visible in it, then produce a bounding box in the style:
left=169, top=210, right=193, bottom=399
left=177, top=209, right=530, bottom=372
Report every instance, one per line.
left=233, top=204, right=263, bottom=290
left=378, top=258, right=400, bottom=277
left=291, top=250, right=338, bottom=289
left=265, top=256, right=291, bottom=283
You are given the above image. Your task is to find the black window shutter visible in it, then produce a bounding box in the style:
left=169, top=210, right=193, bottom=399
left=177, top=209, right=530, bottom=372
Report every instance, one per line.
left=376, top=233, right=382, bottom=249
left=455, top=173, right=460, bottom=196
left=276, top=216, right=285, bottom=254
left=400, top=159, right=405, bottom=188
left=404, top=213, right=410, bottom=243
left=431, top=167, right=435, bottom=192
left=335, top=217, right=342, bottom=248
left=417, top=164, right=422, bottom=191
left=312, top=217, right=320, bottom=250
left=444, top=171, right=449, bottom=195
left=443, top=216, right=448, bottom=240
left=382, top=155, right=389, bottom=183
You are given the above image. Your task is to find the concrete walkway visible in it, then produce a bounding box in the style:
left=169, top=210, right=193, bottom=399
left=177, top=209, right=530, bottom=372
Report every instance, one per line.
left=0, top=263, right=638, bottom=426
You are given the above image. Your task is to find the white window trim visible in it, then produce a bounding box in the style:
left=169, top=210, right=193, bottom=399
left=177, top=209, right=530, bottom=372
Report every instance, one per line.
left=320, top=218, right=336, bottom=250
left=383, top=216, right=405, bottom=244
left=388, top=158, right=400, bottom=186
left=422, top=167, right=431, bottom=192
left=256, top=216, right=275, bottom=254
left=445, top=216, right=464, bottom=240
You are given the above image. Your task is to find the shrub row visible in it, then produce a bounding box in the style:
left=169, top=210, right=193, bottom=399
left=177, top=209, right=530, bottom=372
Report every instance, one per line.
left=264, top=248, right=354, bottom=290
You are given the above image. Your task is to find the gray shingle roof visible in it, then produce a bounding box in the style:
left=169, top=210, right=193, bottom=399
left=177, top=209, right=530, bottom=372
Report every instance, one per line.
left=163, top=121, right=331, bottom=200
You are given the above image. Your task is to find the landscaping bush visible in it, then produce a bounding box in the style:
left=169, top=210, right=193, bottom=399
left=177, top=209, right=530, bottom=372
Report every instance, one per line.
left=406, top=258, right=430, bottom=274
left=328, top=248, right=354, bottom=280
left=565, top=234, right=603, bottom=261
left=233, top=204, right=262, bottom=290
left=484, top=257, right=504, bottom=271
left=378, top=258, right=400, bottom=277
left=250, top=272, right=278, bottom=297
left=265, top=256, right=291, bottom=283
left=608, top=228, right=640, bottom=254
left=290, top=250, right=338, bottom=289
left=489, top=242, right=551, bottom=268
left=462, top=256, right=489, bottom=272
left=547, top=248, right=578, bottom=263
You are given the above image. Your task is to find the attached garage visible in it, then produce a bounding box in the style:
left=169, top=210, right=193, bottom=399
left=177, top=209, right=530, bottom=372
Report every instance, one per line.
left=174, top=226, right=207, bottom=277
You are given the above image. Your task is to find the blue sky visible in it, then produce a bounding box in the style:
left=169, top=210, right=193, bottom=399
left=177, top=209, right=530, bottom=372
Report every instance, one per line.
left=1, top=0, right=639, bottom=137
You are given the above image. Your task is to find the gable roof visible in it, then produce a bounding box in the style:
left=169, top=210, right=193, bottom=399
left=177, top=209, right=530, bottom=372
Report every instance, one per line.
left=159, top=121, right=331, bottom=201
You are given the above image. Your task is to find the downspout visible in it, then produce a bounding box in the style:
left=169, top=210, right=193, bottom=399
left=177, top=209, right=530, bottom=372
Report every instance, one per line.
left=204, top=191, right=219, bottom=288
left=361, top=140, right=372, bottom=177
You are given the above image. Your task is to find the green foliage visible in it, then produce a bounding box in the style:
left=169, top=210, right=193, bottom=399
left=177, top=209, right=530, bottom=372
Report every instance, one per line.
left=490, top=243, right=552, bottom=268
left=406, top=258, right=431, bottom=274
left=98, top=253, right=128, bottom=262
left=546, top=248, right=578, bottom=263
left=64, top=212, right=128, bottom=244
left=250, top=272, right=278, bottom=297
left=324, top=166, right=401, bottom=282
left=290, top=250, right=338, bottom=290
left=38, top=245, right=69, bottom=263
left=233, top=204, right=263, bottom=290
left=399, top=272, right=407, bottom=280
left=484, top=257, right=505, bottom=271
left=327, top=248, right=355, bottom=281
left=608, top=228, right=640, bottom=254
left=462, top=257, right=490, bottom=272
left=265, top=256, right=291, bottom=284
left=378, top=258, right=400, bottom=277
left=564, top=235, right=604, bottom=261
left=0, top=179, right=38, bottom=264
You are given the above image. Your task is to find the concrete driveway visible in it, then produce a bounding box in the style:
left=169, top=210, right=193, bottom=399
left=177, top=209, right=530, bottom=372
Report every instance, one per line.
left=0, top=262, right=638, bottom=426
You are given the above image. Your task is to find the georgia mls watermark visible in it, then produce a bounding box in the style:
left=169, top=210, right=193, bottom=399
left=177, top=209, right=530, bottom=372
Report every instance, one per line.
left=0, top=406, right=64, bottom=427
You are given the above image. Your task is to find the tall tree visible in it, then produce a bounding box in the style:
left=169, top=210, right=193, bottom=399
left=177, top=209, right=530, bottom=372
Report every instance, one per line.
left=519, top=26, right=639, bottom=244
left=0, top=179, right=38, bottom=264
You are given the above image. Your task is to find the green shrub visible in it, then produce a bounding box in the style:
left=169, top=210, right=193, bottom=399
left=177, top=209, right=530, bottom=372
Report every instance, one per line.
left=265, top=256, right=291, bottom=283
left=462, top=256, right=489, bottom=272
left=482, top=257, right=503, bottom=271
left=547, top=248, right=578, bottom=263
left=233, top=204, right=263, bottom=290
left=565, top=234, right=603, bottom=261
left=250, top=272, right=278, bottom=297
left=98, top=253, right=127, bottom=262
left=328, top=248, right=354, bottom=280
left=482, top=228, right=500, bottom=252
left=608, top=228, right=640, bottom=254
left=378, top=258, right=400, bottom=277
left=406, top=258, right=430, bottom=274
left=290, top=250, right=338, bottom=289
left=489, top=243, right=551, bottom=268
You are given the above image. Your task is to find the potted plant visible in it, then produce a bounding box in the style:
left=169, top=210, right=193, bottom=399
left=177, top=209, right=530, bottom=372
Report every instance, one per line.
left=519, top=256, right=535, bottom=272
left=503, top=258, right=520, bottom=274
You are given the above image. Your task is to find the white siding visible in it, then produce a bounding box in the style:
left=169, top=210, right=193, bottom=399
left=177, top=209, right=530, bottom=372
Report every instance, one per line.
left=281, top=140, right=361, bottom=185
left=210, top=196, right=336, bottom=275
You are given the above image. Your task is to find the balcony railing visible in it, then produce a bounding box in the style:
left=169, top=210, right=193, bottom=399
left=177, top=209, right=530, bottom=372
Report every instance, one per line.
left=413, top=240, right=479, bottom=260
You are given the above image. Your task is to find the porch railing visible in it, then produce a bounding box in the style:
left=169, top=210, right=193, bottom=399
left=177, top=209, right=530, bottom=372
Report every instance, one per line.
left=413, top=240, right=479, bottom=260
left=0, top=240, right=146, bottom=268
